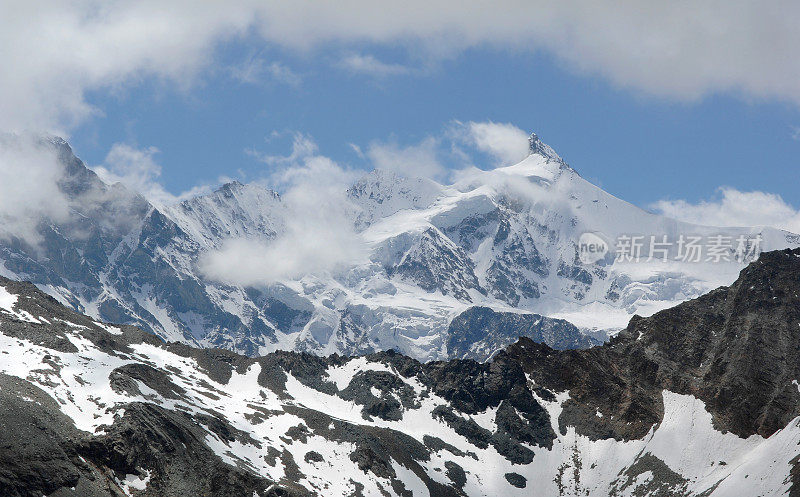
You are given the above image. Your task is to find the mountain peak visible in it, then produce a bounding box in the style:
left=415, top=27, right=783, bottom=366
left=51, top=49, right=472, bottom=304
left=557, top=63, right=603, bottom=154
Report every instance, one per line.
left=217, top=180, right=245, bottom=192
left=528, top=132, right=562, bottom=163
left=209, top=180, right=280, bottom=202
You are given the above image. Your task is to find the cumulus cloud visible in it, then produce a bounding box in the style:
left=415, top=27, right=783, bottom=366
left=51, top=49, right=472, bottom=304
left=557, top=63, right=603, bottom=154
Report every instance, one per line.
left=366, top=137, right=447, bottom=180
left=0, top=135, right=70, bottom=243
left=200, top=138, right=367, bottom=286
left=4, top=1, right=800, bottom=134
left=651, top=188, right=800, bottom=233
left=454, top=121, right=530, bottom=166
left=93, top=143, right=211, bottom=207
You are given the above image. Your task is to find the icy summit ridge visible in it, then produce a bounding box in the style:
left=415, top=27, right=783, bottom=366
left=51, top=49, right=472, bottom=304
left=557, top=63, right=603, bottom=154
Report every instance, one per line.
left=528, top=131, right=562, bottom=163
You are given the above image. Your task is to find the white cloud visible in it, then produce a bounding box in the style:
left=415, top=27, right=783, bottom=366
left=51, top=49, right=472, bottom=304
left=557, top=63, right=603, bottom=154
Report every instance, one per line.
left=0, top=2, right=262, bottom=134
left=366, top=137, right=447, bottom=180
left=4, top=1, right=800, bottom=134
left=93, top=143, right=211, bottom=207
left=362, top=121, right=537, bottom=180
left=339, top=54, right=410, bottom=77
left=651, top=187, right=800, bottom=233
left=792, top=126, right=800, bottom=141
left=0, top=134, right=70, bottom=244
left=455, top=121, right=530, bottom=166
left=200, top=137, right=367, bottom=286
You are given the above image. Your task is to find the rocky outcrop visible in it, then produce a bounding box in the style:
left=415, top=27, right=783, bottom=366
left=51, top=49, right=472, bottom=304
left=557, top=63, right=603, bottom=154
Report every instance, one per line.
left=509, top=248, right=800, bottom=440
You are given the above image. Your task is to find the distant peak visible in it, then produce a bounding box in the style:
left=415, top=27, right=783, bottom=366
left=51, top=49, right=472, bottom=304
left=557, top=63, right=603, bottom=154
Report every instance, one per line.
left=216, top=180, right=245, bottom=193
left=528, top=132, right=562, bottom=163
left=207, top=180, right=280, bottom=202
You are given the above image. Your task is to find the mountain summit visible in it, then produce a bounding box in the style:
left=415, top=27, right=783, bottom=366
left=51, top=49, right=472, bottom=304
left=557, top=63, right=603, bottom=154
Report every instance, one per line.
left=527, top=131, right=562, bottom=162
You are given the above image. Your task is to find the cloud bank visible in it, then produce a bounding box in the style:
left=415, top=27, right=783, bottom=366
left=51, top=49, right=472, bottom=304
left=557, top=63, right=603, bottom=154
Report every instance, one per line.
left=652, top=188, right=800, bottom=234
left=3, top=1, right=800, bottom=133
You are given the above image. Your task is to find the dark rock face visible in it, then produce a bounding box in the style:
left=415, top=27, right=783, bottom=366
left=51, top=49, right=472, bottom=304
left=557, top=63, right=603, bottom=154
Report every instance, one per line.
left=0, top=373, right=94, bottom=497
left=446, top=306, right=600, bottom=361
left=339, top=369, right=419, bottom=421
left=504, top=472, right=527, bottom=488
left=0, top=275, right=554, bottom=495
left=0, top=374, right=284, bottom=497
left=391, top=227, right=486, bottom=301
left=81, top=403, right=285, bottom=497
left=508, top=248, right=800, bottom=440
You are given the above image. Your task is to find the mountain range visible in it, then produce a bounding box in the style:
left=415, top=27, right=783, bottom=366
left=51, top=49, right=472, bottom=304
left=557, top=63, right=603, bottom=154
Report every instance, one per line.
left=0, top=133, right=798, bottom=362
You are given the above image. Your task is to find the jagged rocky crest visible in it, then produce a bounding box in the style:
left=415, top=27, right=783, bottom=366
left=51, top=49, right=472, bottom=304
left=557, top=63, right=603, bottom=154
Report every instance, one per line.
left=1, top=249, right=800, bottom=496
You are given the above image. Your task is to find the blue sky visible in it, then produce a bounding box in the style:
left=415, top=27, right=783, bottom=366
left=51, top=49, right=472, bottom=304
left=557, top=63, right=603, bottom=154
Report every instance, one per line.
left=70, top=42, right=800, bottom=209
left=3, top=2, right=800, bottom=230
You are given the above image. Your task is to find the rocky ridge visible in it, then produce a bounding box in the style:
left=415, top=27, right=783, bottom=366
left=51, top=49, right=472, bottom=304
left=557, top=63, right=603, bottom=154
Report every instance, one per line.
left=1, top=249, right=800, bottom=496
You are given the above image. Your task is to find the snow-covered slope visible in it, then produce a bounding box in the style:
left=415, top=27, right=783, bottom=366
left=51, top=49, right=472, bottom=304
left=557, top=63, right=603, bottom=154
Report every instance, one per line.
left=163, top=180, right=284, bottom=248
left=2, top=248, right=800, bottom=496
left=0, top=133, right=797, bottom=360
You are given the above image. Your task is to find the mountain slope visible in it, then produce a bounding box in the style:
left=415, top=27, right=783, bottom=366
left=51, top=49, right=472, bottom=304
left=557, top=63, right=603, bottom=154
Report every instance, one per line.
left=1, top=249, right=800, bottom=496
left=1, top=133, right=798, bottom=361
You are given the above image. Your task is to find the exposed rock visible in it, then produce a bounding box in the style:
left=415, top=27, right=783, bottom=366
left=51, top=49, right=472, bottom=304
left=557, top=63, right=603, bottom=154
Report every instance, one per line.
left=446, top=306, right=599, bottom=361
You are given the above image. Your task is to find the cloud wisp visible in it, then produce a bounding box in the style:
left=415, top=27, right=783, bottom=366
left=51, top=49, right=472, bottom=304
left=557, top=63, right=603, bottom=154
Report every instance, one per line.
left=93, top=143, right=213, bottom=207
left=366, top=137, right=448, bottom=181
left=451, top=121, right=531, bottom=166
left=0, top=134, right=70, bottom=244
left=339, top=54, right=412, bottom=77
left=229, top=56, right=301, bottom=87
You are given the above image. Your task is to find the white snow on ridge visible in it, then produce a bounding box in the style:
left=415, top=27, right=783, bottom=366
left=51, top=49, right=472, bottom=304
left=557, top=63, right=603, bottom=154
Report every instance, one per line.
left=0, top=285, right=17, bottom=312
left=0, top=284, right=44, bottom=324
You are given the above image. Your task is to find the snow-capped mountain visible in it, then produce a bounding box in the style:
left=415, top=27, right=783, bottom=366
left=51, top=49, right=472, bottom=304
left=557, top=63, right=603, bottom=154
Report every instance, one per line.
left=0, top=133, right=797, bottom=361
left=1, top=248, right=799, bottom=496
